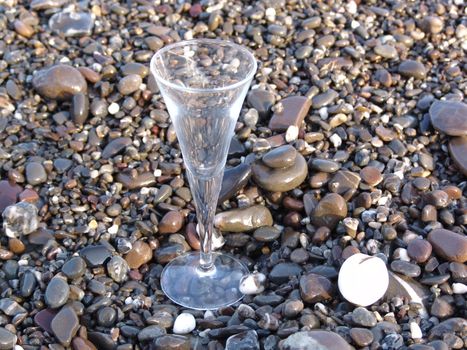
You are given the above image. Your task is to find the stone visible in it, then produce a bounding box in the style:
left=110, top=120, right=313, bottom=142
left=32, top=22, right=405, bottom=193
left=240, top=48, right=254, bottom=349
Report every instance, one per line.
left=309, top=159, right=340, bottom=173
left=34, top=308, right=57, bottom=333
left=0, top=181, right=22, bottom=212
left=263, top=145, right=297, bottom=168
left=428, top=318, right=467, bottom=339
left=398, top=60, right=427, bottom=80
left=45, top=276, right=70, bottom=308
left=71, top=93, right=89, bottom=124
left=121, top=62, right=149, bottom=77
left=32, top=65, right=87, bottom=100
left=311, top=89, right=338, bottom=109
left=281, top=330, right=351, bottom=350
left=338, top=253, right=389, bottom=306
left=374, top=44, right=398, bottom=59
left=49, top=11, right=93, bottom=36
left=154, top=243, right=185, bottom=264
left=448, top=136, right=467, bottom=176
left=125, top=240, right=152, bottom=269
left=328, top=170, right=361, bottom=199
left=0, top=298, right=26, bottom=316
left=420, top=16, right=444, bottom=34
left=311, top=193, right=347, bottom=229
left=97, top=306, right=117, bottom=327
left=247, top=90, right=275, bottom=118
left=349, top=328, right=374, bottom=347
left=102, top=137, right=132, bottom=159
left=360, top=166, right=383, bottom=186
left=219, top=163, right=251, bottom=203
left=252, top=153, right=307, bottom=192
left=50, top=306, right=80, bottom=347
left=429, top=100, right=467, bottom=136
left=118, top=74, right=142, bottom=95
left=239, top=272, right=266, bottom=295
left=428, top=229, right=467, bottom=263
left=352, top=307, right=377, bottom=327
left=226, top=330, right=260, bottom=350
left=390, top=260, right=421, bottom=278
left=214, top=205, right=273, bottom=232
left=80, top=245, right=112, bottom=267
left=159, top=211, right=184, bottom=234
left=53, top=158, right=73, bottom=174
left=62, top=256, right=87, bottom=279
left=72, top=337, right=97, bottom=350
left=173, top=313, right=196, bottom=334
left=269, top=96, right=311, bottom=131
left=299, top=273, right=333, bottom=303
left=138, top=325, right=166, bottom=342
left=253, top=226, right=281, bottom=242
left=152, top=335, right=190, bottom=350
left=106, top=256, right=129, bottom=283
left=88, top=332, right=117, bottom=350
left=0, top=328, right=17, bottom=350
left=117, top=171, right=156, bottom=190
left=431, top=296, right=455, bottom=319
left=407, top=239, right=432, bottom=263
left=25, top=162, right=47, bottom=185
left=2, top=202, right=39, bottom=238
left=270, top=263, right=303, bottom=284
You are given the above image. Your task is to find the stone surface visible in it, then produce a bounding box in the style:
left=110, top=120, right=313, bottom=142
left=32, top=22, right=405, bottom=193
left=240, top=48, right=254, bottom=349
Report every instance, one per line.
left=0, top=181, right=22, bottom=212
left=270, top=263, right=303, bottom=284
left=118, top=74, right=142, bottom=95
left=448, top=136, right=467, bottom=176
left=263, top=145, right=297, bottom=168
left=281, top=330, right=351, bottom=350
left=349, top=328, right=374, bottom=347
left=71, top=92, right=89, bottom=124
left=106, top=256, right=129, bottom=282
left=152, top=335, right=190, bottom=350
left=398, top=60, right=427, bottom=80
left=2, top=202, right=39, bottom=238
left=429, top=100, right=467, bottom=136
left=102, top=137, right=132, bottom=159
left=173, top=313, right=196, bottom=334
left=226, top=330, right=260, bottom=350
left=428, top=229, right=467, bottom=263
left=239, top=272, right=266, bottom=295
left=311, top=193, right=347, bottom=229
left=62, top=256, right=87, bottom=279
left=352, top=307, right=377, bottom=327
left=0, top=327, right=17, bottom=350
left=269, top=96, right=311, bottom=131
left=338, top=253, right=389, bottom=306
left=214, top=205, right=273, bottom=232
left=159, top=211, right=184, bottom=234
left=25, top=162, right=47, bottom=185
left=45, top=276, right=70, bottom=308
left=407, top=239, right=432, bottom=263
left=32, top=65, right=87, bottom=100
left=80, top=245, right=112, bottom=267
left=247, top=89, right=275, bottom=118
left=125, top=240, right=152, bottom=269
left=299, top=273, right=333, bottom=303
left=219, top=163, right=252, bottom=203
left=49, top=11, right=93, bottom=36
left=50, top=306, right=79, bottom=347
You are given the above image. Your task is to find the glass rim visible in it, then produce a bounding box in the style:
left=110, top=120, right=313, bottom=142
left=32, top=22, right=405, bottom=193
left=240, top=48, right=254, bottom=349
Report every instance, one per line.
left=150, top=38, right=257, bottom=94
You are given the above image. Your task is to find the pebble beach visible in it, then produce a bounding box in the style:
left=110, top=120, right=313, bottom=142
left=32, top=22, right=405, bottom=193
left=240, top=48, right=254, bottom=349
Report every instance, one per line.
left=0, top=0, right=466, bottom=349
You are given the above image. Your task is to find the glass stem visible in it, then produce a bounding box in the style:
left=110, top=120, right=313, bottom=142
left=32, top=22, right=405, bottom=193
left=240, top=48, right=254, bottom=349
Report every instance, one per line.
left=186, top=169, right=223, bottom=271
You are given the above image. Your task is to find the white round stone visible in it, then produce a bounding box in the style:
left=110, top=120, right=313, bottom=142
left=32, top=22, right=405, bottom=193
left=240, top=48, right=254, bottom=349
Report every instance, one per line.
left=338, top=253, right=389, bottom=306
left=239, top=272, right=266, bottom=295
left=285, top=125, right=299, bottom=142
left=453, top=283, right=467, bottom=294
left=173, top=313, right=196, bottom=334
left=410, top=321, right=423, bottom=339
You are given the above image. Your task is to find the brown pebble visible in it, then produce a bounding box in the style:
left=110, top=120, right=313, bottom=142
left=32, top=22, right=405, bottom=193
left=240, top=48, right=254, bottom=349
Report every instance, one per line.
left=125, top=241, right=152, bottom=269
left=8, top=238, right=26, bottom=254
left=159, top=211, right=184, bottom=234
left=360, top=166, right=383, bottom=186
left=407, top=239, right=432, bottom=263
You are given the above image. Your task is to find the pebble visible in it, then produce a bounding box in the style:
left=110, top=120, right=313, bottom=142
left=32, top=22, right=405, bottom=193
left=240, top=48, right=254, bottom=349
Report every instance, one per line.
left=352, top=307, right=377, bottom=327
left=214, top=205, right=273, bottom=232
left=311, top=89, right=338, bottom=109
left=390, top=260, right=421, bottom=278
left=263, top=145, right=297, bottom=168
left=299, top=274, right=333, bottom=303
left=2, top=202, right=39, bottom=238
left=124, top=240, right=152, bottom=269
left=226, top=330, right=260, bottom=350
left=247, top=90, right=275, bottom=118
left=71, top=93, right=89, bottom=124
left=219, top=163, right=251, bottom=203
left=173, top=313, right=196, bottom=334
left=152, top=335, right=190, bottom=350
left=360, top=166, right=383, bottom=186
left=49, top=11, right=94, bottom=36
left=159, top=211, right=184, bottom=234
left=116, top=172, right=156, bottom=190
left=309, top=159, right=340, bottom=173
left=428, top=229, right=467, bottom=263
left=118, top=74, right=142, bottom=95
left=311, top=193, right=347, bottom=229
left=269, top=263, right=302, bottom=284
left=62, top=256, right=87, bottom=279
left=398, top=60, right=427, bottom=80
left=269, top=96, right=311, bottom=131
left=338, top=253, right=389, bottom=306
left=137, top=325, right=166, bottom=343
left=281, top=330, right=351, bottom=350
left=407, top=239, right=432, bottom=263
left=97, top=306, right=117, bottom=327
left=101, top=137, right=132, bottom=159
left=0, top=328, right=17, bottom=350
left=253, top=226, right=281, bottom=242
left=25, top=162, right=47, bottom=185
left=71, top=337, right=97, bottom=350
left=80, top=245, right=112, bottom=267
left=429, top=100, right=467, bottom=136
left=420, top=16, right=444, bottom=34
left=0, top=181, right=22, bottom=212
left=45, top=276, right=70, bottom=308
left=50, top=306, right=79, bottom=347
left=239, top=272, right=266, bottom=295
left=448, top=136, right=467, bottom=176
left=106, top=256, right=129, bottom=283
left=328, top=170, right=361, bottom=199
left=32, top=65, right=87, bottom=100
left=349, top=328, right=374, bottom=347
left=34, top=309, right=56, bottom=333
left=374, top=44, right=398, bottom=59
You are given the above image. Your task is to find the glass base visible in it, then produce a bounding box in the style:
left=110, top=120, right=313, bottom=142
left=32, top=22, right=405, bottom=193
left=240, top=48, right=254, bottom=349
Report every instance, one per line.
left=161, top=252, right=249, bottom=310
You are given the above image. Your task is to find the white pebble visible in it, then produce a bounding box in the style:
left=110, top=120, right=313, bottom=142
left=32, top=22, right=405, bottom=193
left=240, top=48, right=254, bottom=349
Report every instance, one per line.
left=108, top=224, right=119, bottom=234
left=346, top=1, right=357, bottom=14
left=453, top=283, right=467, bottom=294
left=410, top=321, right=423, bottom=339
left=108, top=102, right=120, bottom=115
left=239, top=272, right=266, bottom=295
left=265, top=7, right=276, bottom=21
left=173, top=313, right=196, bottom=334
left=285, top=125, right=299, bottom=142
left=204, top=310, right=215, bottom=320
left=153, top=169, right=162, bottom=177
left=338, top=253, right=389, bottom=306
left=329, top=133, right=342, bottom=148
left=319, top=107, right=328, bottom=120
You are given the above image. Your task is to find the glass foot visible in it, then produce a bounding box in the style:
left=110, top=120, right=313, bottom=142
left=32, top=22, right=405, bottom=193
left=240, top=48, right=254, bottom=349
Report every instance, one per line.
left=161, top=252, right=249, bottom=310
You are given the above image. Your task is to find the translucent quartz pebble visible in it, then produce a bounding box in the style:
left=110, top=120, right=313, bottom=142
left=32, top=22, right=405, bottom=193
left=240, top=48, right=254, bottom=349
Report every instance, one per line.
left=49, top=11, right=94, bottom=37
left=2, top=202, right=39, bottom=238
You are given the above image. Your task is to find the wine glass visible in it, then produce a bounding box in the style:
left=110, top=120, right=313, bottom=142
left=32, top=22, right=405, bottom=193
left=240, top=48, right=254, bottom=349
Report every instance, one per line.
left=150, top=39, right=257, bottom=310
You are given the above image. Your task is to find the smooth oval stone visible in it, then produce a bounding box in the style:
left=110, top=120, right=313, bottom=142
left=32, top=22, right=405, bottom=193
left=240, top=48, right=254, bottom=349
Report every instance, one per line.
left=374, top=44, right=398, bottom=59
left=352, top=307, right=377, bottom=327
left=54, top=158, right=73, bottom=174
left=62, top=256, right=87, bottom=279
left=328, top=170, right=361, bottom=198
left=252, top=153, right=308, bottom=192
left=311, top=89, right=338, bottom=109
left=309, top=159, right=340, bottom=173
left=226, top=330, right=260, bottom=350
left=102, top=137, right=132, bottom=159
left=282, top=330, right=351, bottom=350
left=32, top=65, right=87, bottom=100
left=25, top=162, right=47, bottom=185
left=407, top=239, right=432, bottom=263
left=49, top=11, right=94, bottom=37
left=0, top=327, right=17, bottom=350
left=219, top=163, right=252, bottom=203
left=360, top=166, right=383, bottom=186
left=45, top=276, right=70, bottom=308
left=311, top=193, right=347, bottom=229
left=116, top=172, right=156, bottom=190
left=20, top=270, right=37, bottom=297
left=153, top=335, right=190, bottom=350
left=429, top=100, right=467, bottom=136
left=88, top=332, right=117, bottom=350
left=428, top=229, right=467, bottom=263
left=420, top=16, right=444, bottom=34
left=80, top=245, right=112, bottom=267
left=118, top=74, right=142, bottom=95
left=97, top=306, right=117, bottom=327
left=338, top=253, right=389, bottom=306
left=50, top=306, right=79, bottom=347
left=398, top=60, right=427, bottom=80
left=269, top=262, right=302, bottom=284
left=263, top=145, right=297, bottom=168
left=428, top=318, right=467, bottom=339
left=107, top=256, right=129, bottom=283
left=137, top=325, right=166, bottom=343
left=125, top=240, right=152, bottom=269
left=71, top=93, right=89, bottom=124
left=247, top=89, right=275, bottom=118
left=121, top=62, right=149, bottom=77
left=299, top=274, right=333, bottom=303
left=350, top=328, right=374, bottom=347
left=214, top=205, right=273, bottom=232
left=0, top=180, right=22, bottom=212
left=154, top=243, right=185, bottom=264
left=448, top=136, right=467, bottom=176
left=269, top=96, right=311, bottom=131
left=159, top=211, right=184, bottom=234
left=253, top=226, right=281, bottom=242
left=390, top=260, right=421, bottom=278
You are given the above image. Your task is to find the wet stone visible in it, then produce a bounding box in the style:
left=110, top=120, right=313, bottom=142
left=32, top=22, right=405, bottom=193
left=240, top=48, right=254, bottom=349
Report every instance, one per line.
left=72, top=337, right=97, bottom=350
left=102, top=137, right=132, bottom=159
left=428, top=229, right=467, bottom=263
left=390, top=260, right=421, bottom=278
left=309, top=159, right=340, bottom=173
left=270, top=263, right=302, bottom=284
left=398, top=60, right=427, bottom=80
left=226, top=330, right=260, bottom=350
left=299, top=273, right=333, bottom=303
left=97, top=306, right=117, bottom=327
left=118, top=74, right=142, bottom=95
left=137, top=325, right=166, bottom=343
left=117, top=172, right=156, bottom=190
left=349, top=328, right=374, bottom=347
left=32, top=65, right=87, bottom=100
left=311, top=89, right=338, bottom=109
left=263, top=145, right=297, bottom=169
left=62, top=256, right=86, bottom=279
left=429, top=100, right=467, bottom=137
left=159, top=211, right=184, bottom=234
left=49, top=11, right=93, bottom=37
left=34, top=309, right=57, bottom=333
left=253, top=226, right=281, bottom=242
left=26, top=162, right=47, bottom=185
left=281, top=330, right=351, bottom=350
left=71, top=93, right=89, bottom=125
left=360, top=166, right=383, bottom=186
left=407, top=239, right=432, bottom=263
left=214, top=205, right=273, bottom=232
left=431, top=296, right=455, bottom=319
left=152, top=335, right=190, bottom=350
left=45, top=277, right=70, bottom=308
left=121, top=63, right=149, bottom=77
left=269, top=96, right=311, bottom=131
left=247, top=90, right=275, bottom=118
left=107, top=256, right=129, bottom=283
left=20, top=270, right=37, bottom=297
left=53, top=158, right=73, bottom=174
left=0, top=298, right=26, bottom=316
left=125, top=240, right=152, bottom=269
left=50, top=306, right=79, bottom=347
left=328, top=170, right=360, bottom=199
left=352, top=307, right=377, bottom=327
left=448, top=136, right=467, bottom=176
left=0, top=328, right=17, bottom=350
left=420, top=16, right=444, bottom=34
left=374, top=44, right=398, bottom=59
left=79, top=245, right=112, bottom=267
left=88, top=332, right=117, bottom=350
left=219, top=163, right=251, bottom=203
left=154, top=243, right=185, bottom=264
left=2, top=202, right=39, bottom=238
left=0, top=180, right=22, bottom=212
left=311, top=193, right=347, bottom=229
